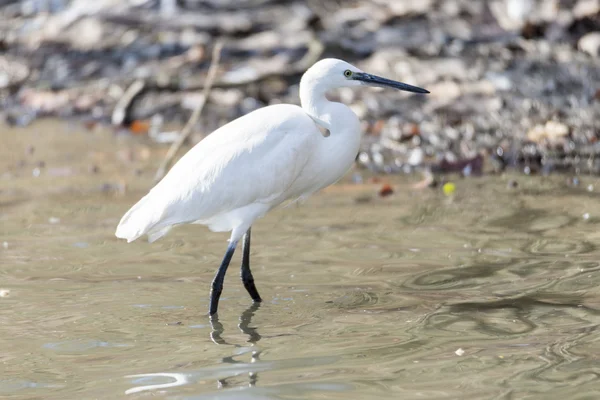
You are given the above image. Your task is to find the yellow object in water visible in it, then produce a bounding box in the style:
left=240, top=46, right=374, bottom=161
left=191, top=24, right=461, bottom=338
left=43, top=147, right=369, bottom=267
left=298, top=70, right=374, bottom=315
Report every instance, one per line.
left=443, top=182, right=456, bottom=196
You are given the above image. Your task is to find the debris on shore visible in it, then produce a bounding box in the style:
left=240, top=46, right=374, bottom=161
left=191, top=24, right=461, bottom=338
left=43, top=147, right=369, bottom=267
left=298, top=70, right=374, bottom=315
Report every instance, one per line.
left=1, top=0, right=600, bottom=177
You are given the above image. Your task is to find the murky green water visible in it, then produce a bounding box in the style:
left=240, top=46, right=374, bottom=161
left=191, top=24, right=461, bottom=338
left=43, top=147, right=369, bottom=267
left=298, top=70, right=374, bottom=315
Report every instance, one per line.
left=2, top=121, right=600, bottom=399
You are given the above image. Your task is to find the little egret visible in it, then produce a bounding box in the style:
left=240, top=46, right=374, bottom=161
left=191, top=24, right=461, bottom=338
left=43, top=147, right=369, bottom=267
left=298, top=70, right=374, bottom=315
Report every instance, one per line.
left=115, top=58, right=429, bottom=315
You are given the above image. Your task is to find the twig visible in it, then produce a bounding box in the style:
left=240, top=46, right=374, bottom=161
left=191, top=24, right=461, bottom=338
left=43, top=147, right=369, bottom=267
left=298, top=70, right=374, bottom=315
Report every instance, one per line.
left=411, top=168, right=435, bottom=190
left=154, top=40, right=224, bottom=183
left=112, top=79, right=145, bottom=126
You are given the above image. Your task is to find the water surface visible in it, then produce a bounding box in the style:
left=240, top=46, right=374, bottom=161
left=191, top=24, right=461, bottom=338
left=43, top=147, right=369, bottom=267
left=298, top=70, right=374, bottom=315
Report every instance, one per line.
left=2, top=121, right=600, bottom=399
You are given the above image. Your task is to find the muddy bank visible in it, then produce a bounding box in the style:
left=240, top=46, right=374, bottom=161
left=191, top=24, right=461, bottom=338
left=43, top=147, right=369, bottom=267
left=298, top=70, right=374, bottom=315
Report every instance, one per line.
left=1, top=0, right=600, bottom=176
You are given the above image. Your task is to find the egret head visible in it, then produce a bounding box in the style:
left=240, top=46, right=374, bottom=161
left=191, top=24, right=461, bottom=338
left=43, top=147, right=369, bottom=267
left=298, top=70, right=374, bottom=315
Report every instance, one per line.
left=302, top=58, right=429, bottom=94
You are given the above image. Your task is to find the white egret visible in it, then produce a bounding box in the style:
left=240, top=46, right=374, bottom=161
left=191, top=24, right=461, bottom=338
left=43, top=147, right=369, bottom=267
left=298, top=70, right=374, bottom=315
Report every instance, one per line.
left=115, top=58, right=429, bottom=315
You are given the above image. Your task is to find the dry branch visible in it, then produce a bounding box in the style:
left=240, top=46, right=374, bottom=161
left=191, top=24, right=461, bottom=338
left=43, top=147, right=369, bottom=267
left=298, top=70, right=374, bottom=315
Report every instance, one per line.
left=153, top=40, right=224, bottom=183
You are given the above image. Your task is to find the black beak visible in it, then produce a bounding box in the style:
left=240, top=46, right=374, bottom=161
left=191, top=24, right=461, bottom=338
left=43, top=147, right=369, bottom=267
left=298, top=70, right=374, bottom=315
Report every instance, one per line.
left=354, top=72, right=429, bottom=94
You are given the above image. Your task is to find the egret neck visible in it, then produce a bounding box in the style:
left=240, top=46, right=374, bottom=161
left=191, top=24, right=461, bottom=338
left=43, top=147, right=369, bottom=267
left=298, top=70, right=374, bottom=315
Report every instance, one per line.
left=299, top=71, right=362, bottom=177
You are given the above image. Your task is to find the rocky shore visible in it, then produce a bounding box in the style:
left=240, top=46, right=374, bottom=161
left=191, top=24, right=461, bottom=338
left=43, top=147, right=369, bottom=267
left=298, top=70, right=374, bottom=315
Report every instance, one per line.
left=1, top=0, right=600, bottom=176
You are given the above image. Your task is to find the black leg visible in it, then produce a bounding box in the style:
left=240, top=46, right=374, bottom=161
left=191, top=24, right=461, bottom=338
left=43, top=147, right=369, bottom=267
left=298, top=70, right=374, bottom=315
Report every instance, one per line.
left=240, top=228, right=262, bottom=302
left=209, top=241, right=237, bottom=315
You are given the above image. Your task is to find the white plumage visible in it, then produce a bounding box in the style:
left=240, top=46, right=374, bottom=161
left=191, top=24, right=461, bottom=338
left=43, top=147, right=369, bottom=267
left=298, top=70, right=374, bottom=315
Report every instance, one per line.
left=116, top=104, right=339, bottom=243
left=115, top=58, right=428, bottom=315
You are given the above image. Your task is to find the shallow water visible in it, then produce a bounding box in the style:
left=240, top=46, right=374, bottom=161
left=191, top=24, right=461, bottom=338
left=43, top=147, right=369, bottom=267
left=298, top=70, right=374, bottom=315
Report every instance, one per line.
left=2, top=121, right=600, bottom=399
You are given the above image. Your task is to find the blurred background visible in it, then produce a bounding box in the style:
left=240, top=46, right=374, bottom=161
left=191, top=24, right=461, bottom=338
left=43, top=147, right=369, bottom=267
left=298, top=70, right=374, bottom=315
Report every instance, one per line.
left=4, top=2, right=600, bottom=399
left=1, top=0, right=599, bottom=177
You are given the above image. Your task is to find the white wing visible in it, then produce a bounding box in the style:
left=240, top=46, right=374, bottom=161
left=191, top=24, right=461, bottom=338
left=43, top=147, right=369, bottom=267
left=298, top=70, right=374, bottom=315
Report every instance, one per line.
left=115, top=104, right=321, bottom=242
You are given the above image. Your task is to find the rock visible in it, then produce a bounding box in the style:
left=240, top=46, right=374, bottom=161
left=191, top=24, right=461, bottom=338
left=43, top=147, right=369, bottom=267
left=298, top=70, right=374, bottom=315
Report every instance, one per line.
left=527, top=121, right=570, bottom=143
left=372, top=0, right=433, bottom=18
left=0, top=56, right=30, bottom=89
left=579, top=32, right=600, bottom=57
left=428, top=81, right=461, bottom=101
left=19, top=89, right=71, bottom=113
left=490, top=0, right=534, bottom=31
left=573, top=0, right=600, bottom=19
left=407, top=148, right=424, bottom=166
left=68, top=18, right=105, bottom=50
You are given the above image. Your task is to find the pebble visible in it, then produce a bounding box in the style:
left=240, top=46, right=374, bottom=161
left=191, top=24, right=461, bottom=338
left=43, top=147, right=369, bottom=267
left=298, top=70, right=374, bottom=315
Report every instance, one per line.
left=578, top=32, right=600, bottom=57
left=407, top=148, right=424, bottom=166
left=527, top=121, right=569, bottom=144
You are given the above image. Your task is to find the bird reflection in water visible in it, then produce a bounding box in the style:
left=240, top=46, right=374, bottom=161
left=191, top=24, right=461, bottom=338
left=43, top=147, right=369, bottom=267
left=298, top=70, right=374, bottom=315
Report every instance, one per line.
left=210, top=302, right=262, bottom=389
left=125, top=303, right=263, bottom=395
left=210, top=302, right=262, bottom=345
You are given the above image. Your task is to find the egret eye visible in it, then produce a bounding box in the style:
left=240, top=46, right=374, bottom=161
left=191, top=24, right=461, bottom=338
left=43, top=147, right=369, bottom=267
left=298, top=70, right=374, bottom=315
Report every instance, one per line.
left=343, top=69, right=352, bottom=78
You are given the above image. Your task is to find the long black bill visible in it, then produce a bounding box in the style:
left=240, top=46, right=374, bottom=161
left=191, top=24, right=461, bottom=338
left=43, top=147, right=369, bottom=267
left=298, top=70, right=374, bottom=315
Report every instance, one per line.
left=354, top=72, right=429, bottom=94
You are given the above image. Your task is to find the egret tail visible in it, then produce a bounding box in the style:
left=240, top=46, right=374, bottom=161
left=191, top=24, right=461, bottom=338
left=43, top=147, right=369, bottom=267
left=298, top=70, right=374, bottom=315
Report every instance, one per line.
left=115, top=195, right=168, bottom=243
